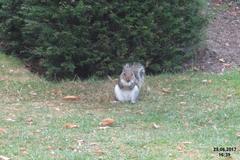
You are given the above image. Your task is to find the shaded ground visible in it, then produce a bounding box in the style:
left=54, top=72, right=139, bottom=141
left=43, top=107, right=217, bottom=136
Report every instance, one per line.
left=193, top=1, right=240, bottom=73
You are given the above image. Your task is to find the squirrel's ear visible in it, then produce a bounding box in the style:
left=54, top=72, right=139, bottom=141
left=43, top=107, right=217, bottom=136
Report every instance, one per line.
left=123, top=63, right=130, bottom=69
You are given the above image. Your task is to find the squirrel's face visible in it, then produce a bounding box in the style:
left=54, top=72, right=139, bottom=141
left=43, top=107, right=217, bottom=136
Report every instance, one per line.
left=120, top=69, right=136, bottom=86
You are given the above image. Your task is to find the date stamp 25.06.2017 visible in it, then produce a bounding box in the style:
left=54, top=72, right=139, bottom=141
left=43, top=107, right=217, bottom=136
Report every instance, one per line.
left=213, top=147, right=237, bottom=157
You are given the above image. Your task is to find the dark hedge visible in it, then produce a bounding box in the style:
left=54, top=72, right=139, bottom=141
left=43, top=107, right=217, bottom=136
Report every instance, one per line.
left=0, top=0, right=207, bottom=79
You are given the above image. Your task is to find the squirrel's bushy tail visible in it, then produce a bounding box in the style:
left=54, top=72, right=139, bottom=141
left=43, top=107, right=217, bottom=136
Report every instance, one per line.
left=132, top=63, right=145, bottom=88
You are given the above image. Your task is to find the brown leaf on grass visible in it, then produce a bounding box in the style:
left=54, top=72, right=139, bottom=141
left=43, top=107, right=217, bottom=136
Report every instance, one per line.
left=161, top=88, right=171, bottom=94
left=147, top=86, right=151, bottom=92
left=225, top=42, right=230, bottom=47
left=20, top=148, right=28, bottom=155
left=179, top=102, right=187, bottom=105
left=100, top=118, right=114, bottom=126
left=63, top=96, right=80, bottom=101
left=64, top=123, right=79, bottom=129
left=51, top=89, right=62, bottom=96
left=54, top=107, right=60, bottom=111
left=226, top=94, right=232, bottom=99
left=135, top=110, right=144, bottom=115
left=186, top=150, right=200, bottom=159
left=177, top=141, right=192, bottom=152
left=26, top=117, right=33, bottom=122
left=47, top=146, right=57, bottom=151
left=202, top=79, right=212, bottom=84
left=94, top=147, right=105, bottom=156
left=183, top=121, right=189, bottom=128
left=0, top=155, right=10, bottom=160
left=182, top=141, right=192, bottom=144
left=177, top=143, right=186, bottom=152
left=77, top=139, right=86, bottom=146
left=29, top=91, right=37, bottom=96
left=153, top=123, right=160, bottom=129
left=110, top=100, right=119, bottom=104
left=236, top=132, right=240, bottom=137
left=0, top=78, right=6, bottom=81
left=0, top=128, right=6, bottom=134
left=5, top=118, right=15, bottom=122
left=99, top=126, right=110, bottom=130
left=219, top=58, right=225, bottom=63
left=223, top=63, right=232, bottom=68
left=26, top=117, right=33, bottom=125
left=193, top=67, right=200, bottom=71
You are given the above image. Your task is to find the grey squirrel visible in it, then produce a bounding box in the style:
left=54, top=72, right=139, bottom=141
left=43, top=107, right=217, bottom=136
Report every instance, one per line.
left=114, top=63, right=145, bottom=103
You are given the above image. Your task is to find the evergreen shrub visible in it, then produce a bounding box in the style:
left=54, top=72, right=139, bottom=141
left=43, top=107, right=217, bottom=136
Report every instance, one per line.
left=0, top=0, right=207, bottom=79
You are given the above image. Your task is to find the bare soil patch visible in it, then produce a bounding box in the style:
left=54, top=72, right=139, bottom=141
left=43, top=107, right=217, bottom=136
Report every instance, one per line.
left=193, top=1, right=240, bottom=73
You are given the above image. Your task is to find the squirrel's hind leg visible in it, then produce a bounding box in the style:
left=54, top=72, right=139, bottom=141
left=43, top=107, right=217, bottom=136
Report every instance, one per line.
left=130, top=86, right=140, bottom=104
left=114, top=84, right=125, bottom=102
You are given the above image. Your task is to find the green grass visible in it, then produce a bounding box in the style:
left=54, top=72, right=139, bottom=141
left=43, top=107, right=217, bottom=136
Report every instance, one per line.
left=0, top=53, right=240, bottom=160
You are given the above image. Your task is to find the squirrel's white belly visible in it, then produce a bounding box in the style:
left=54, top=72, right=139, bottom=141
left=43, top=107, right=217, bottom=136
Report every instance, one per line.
left=119, top=89, right=132, bottom=101
left=114, top=84, right=139, bottom=103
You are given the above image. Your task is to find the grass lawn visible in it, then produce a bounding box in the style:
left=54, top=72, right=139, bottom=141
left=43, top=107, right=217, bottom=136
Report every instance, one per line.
left=0, top=53, right=240, bottom=160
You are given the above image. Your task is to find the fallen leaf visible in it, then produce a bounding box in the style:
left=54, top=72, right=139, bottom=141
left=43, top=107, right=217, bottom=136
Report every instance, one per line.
left=20, top=148, right=28, bottom=155
left=226, top=94, right=232, bottom=99
left=99, top=126, right=110, bottom=130
left=26, top=117, right=33, bottom=125
left=64, top=123, right=79, bottom=129
left=94, top=147, right=104, bottom=156
left=223, top=63, right=231, bottom=68
left=186, top=150, right=200, bottom=159
left=33, top=129, right=41, bottom=134
left=177, top=143, right=186, bottom=152
left=0, top=78, right=6, bottom=81
left=89, top=143, right=97, bottom=146
left=202, top=79, right=212, bottom=84
left=219, top=58, right=225, bottom=63
left=26, top=117, right=33, bottom=122
left=193, top=67, right=200, bottom=71
left=47, top=146, right=54, bottom=150
left=29, top=91, right=37, bottom=96
left=0, top=128, right=6, bottom=134
left=63, top=96, right=80, bottom=101
left=153, top=123, right=160, bottom=129
left=147, top=86, right=151, bottom=92
left=110, top=100, right=119, bottom=104
left=184, top=121, right=189, bottom=128
left=236, top=132, right=240, bottom=137
left=182, top=141, right=192, bottom=144
left=0, top=155, right=10, bottom=160
left=135, top=110, right=144, bottom=115
left=54, top=107, right=60, bottom=111
left=225, top=42, right=230, bottom=47
left=77, top=139, right=86, bottom=146
left=162, top=88, right=171, bottom=94
left=5, top=118, right=15, bottom=122
left=100, top=118, right=114, bottom=126
left=180, top=102, right=187, bottom=105
left=51, top=89, right=62, bottom=96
